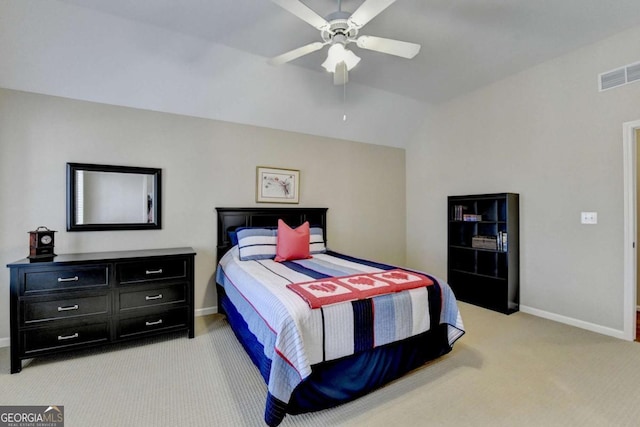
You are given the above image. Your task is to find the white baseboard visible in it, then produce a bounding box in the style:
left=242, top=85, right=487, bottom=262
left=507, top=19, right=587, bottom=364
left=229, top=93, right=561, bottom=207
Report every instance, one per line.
left=0, top=306, right=220, bottom=348
left=195, top=306, right=218, bottom=317
left=520, top=305, right=626, bottom=340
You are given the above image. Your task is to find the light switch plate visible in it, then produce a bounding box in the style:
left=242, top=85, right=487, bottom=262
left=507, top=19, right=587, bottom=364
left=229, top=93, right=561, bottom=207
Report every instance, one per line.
left=581, top=212, right=598, bottom=224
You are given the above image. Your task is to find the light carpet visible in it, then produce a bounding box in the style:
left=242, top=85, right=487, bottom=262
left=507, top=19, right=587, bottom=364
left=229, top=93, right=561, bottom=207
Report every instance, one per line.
left=1, top=302, right=640, bottom=426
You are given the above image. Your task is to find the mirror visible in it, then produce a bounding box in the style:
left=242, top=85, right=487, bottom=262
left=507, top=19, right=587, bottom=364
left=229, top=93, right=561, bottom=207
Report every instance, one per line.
left=67, top=163, right=161, bottom=231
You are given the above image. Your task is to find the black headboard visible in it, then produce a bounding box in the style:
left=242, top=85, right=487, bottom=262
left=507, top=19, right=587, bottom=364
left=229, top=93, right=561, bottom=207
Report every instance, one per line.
left=215, top=207, right=328, bottom=262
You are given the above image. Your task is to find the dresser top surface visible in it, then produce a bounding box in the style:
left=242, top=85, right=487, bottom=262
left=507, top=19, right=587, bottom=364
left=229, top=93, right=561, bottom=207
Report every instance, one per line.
left=7, top=247, right=196, bottom=268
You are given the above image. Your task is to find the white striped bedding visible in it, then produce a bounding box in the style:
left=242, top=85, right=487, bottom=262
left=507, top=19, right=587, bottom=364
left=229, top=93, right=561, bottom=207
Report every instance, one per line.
left=215, top=247, right=465, bottom=413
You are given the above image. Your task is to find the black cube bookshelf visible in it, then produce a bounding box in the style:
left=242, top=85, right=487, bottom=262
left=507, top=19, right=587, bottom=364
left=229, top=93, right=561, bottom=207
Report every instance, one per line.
left=448, top=193, right=519, bottom=314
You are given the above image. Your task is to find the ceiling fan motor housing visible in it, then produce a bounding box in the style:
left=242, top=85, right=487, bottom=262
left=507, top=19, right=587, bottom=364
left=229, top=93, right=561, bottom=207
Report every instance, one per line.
left=321, top=18, right=358, bottom=45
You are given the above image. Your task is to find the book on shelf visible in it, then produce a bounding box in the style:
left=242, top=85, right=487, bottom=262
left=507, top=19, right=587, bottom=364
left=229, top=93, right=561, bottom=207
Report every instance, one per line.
left=452, top=205, right=482, bottom=222
left=452, top=205, right=464, bottom=221
left=498, top=231, right=508, bottom=252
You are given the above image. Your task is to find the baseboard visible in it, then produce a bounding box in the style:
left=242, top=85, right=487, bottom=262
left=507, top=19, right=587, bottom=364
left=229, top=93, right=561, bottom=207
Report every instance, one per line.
left=0, top=307, right=220, bottom=348
left=520, top=305, right=626, bottom=340
left=195, top=306, right=218, bottom=317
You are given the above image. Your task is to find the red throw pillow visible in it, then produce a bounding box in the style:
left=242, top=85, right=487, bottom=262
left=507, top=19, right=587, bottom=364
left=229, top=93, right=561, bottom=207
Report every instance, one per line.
left=275, top=219, right=312, bottom=262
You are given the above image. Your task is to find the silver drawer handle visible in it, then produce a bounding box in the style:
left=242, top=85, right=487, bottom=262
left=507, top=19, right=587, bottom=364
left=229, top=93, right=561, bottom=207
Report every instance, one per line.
left=145, top=269, right=163, bottom=275
left=58, top=276, right=79, bottom=282
left=58, top=333, right=79, bottom=341
left=145, top=319, right=163, bottom=326
left=58, top=304, right=79, bottom=312
left=145, top=294, right=163, bottom=301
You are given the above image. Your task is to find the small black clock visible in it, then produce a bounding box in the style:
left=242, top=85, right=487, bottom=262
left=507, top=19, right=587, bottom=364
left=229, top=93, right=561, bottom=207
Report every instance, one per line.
left=28, top=226, right=57, bottom=261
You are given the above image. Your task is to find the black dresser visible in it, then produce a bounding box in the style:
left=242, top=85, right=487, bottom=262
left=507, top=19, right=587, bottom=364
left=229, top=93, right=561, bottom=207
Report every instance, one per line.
left=7, top=247, right=196, bottom=373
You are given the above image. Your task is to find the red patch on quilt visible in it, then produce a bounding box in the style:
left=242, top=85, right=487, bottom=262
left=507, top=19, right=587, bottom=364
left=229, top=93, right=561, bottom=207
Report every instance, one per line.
left=287, top=269, right=434, bottom=309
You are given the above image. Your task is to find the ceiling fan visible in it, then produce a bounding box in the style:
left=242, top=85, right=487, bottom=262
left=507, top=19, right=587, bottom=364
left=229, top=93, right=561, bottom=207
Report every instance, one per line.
left=269, top=0, right=421, bottom=85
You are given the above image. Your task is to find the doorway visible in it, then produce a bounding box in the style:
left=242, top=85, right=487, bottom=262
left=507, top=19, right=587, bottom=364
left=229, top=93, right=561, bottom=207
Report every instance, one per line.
left=622, top=120, right=640, bottom=341
left=637, top=127, right=640, bottom=342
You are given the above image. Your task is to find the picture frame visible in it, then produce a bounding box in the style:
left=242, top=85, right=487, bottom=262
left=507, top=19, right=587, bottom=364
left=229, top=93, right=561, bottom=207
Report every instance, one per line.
left=256, top=167, right=300, bottom=204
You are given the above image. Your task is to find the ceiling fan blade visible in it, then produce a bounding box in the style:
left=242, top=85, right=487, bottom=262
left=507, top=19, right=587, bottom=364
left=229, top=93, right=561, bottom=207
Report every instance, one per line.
left=269, top=42, right=325, bottom=65
left=348, top=0, right=397, bottom=28
left=271, top=0, right=329, bottom=30
left=356, top=35, right=421, bottom=59
left=334, top=62, right=348, bottom=85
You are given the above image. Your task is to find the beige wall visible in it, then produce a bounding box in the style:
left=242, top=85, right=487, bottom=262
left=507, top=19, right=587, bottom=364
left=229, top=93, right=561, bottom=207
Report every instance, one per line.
left=0, top=88, right=406, bottom=341
left=407, top=24, right=640, bottom=334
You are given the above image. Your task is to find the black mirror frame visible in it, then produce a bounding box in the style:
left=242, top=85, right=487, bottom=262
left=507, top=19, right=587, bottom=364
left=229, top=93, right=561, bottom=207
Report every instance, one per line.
left=66, top=163, right=162, bottom=231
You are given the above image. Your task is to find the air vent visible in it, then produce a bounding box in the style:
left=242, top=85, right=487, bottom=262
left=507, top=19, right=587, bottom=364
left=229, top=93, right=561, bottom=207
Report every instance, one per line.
left=600, top=68, right=626, bottom=90
left=626, top=63, right=640, bottom=83
left=599, top=61, right=640, bottom=91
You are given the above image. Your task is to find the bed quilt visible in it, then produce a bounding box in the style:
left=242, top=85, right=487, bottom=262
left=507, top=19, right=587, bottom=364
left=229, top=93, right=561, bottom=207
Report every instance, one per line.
left=215, top=248, right=465, bottom=425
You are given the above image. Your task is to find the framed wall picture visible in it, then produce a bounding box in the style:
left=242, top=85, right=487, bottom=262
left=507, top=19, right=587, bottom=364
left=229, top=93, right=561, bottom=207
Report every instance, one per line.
left=256, top=167, right=300, bottom=204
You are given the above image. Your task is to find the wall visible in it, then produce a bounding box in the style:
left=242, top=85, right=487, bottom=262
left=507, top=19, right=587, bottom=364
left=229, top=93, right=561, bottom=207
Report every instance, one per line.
left=0, top=88, right=406, bottom=342
left=407, top=24, right=640, bottom=336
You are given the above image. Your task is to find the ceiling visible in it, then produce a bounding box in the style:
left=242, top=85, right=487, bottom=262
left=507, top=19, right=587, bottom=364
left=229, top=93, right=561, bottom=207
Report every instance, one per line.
left=3, top=1, right=640, bottom=148
left=59, top=0, right=640, bottom=104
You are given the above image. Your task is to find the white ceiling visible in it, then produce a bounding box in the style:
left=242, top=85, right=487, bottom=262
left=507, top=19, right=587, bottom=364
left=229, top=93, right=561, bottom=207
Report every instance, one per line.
left=3, top=1, right=640, bottom=148
left=59, top=0, right=640, bottom=104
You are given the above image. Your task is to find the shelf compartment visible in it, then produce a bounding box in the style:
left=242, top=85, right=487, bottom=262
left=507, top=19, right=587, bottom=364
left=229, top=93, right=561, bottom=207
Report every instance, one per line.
left=448, top=222, right=476, bottom=247
left=450, top=202, right=475, bottom=221
left=477, top=222, right=498, bottom=236
left=496, top=252, right=508, bottom=279
left=447, top=270, right=513, bottom=314
left=498, top=199, right=507, bottom=222
left=448, top=247, right=476, bottom=273
left=476, top=251, right=498, bottom=277
left=477, top=200, right=498, bottom=221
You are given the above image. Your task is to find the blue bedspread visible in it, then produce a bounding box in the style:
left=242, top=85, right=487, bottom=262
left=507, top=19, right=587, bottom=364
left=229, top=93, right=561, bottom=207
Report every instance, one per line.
left=216, top=249, right=464, bottom=426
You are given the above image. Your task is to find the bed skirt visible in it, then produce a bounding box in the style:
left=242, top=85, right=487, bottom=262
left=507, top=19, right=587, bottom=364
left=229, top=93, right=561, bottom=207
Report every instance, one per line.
left=220, top=289, right=454, bottom=426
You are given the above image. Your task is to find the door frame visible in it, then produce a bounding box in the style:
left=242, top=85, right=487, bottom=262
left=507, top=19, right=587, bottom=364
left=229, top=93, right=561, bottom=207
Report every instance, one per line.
left=622, top=119, right=640, bottom=341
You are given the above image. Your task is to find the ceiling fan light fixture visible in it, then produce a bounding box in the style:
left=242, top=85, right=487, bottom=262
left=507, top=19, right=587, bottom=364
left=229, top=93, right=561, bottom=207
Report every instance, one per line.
left=321, top=43, right=361, bottom=73
left=269, top=0, right=420, bottom=85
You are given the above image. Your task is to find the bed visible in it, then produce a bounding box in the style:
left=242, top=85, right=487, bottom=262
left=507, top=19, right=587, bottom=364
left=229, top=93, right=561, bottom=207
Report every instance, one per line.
left=214, top=207, right=464, bottom=426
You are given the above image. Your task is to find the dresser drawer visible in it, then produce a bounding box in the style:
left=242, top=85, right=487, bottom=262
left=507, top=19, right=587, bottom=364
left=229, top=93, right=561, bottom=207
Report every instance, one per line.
left=22, top=321, right=110, bottom=354
left=117, top=307, right=188, bottom=339
left=23, top=265, right=109, bottom=294
left=22, top=294, right=110, bottom=324
left=119, top=283, right=186, bottom=311
left=116, top=258, right=186, bottom=284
